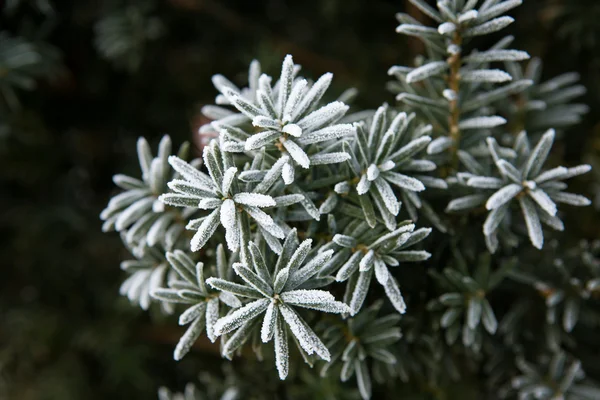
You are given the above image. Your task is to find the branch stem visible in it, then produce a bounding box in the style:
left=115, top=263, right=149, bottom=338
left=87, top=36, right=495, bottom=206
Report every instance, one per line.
left=448, top=31, right=463, bottom=171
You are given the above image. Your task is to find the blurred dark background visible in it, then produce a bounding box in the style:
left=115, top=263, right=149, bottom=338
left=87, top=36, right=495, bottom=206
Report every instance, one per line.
left=1, top=0, right=599, bottom=398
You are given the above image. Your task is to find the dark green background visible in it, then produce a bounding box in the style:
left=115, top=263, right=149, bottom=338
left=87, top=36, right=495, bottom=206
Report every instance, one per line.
left=1, top=0, right=599, bottom=398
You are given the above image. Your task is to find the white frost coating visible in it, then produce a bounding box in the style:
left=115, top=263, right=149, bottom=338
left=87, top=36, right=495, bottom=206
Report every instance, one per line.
left=374, top=178, right=400, bottom=215
left=280, top=289, right=350, bottom=314
left=534, top=166, right=568, bottom=184
left=169, top=179, right=216, bottom=198
left=274, top=267, right=290, bottom=293
left=274, top=317, right=289, bottom=380
left=563, top=164, right=591, bottom=179
left=446, top=194, right=487, bottom=212
left=199, top=198, right=221, bottom=210
left=146, top=214, right=173, bottom=246
left=406, top=61, right=448, bottom=83
left=523, top=129, right=555, bottom=179
left=282, top=139, right=310, bottom=169
left=296, top=124, right=355, bottom=145
left=282, top=161, right=294, bottom=185
left=374, top=259, right=389, bottom=286
left=463, top=49, right=529, bottom=63
left=359, top=250, right=375, bottom=272
left=242, top=207, right=275, bottom=227
left=278, top=304, right=316, bottom=355
left=334, top=181, right=350, bottom=195
left=383, top=277, right=407, bottom=314
left=308, top=152, right=351, bottom=165
left=519, top=196, right=543, bottom=249
left=233, top=263, right=273, bottom=297
left=220, top=199, right=237, bottom=229
left=226, top=89, right=262, bottom=119
left=355, top=359, right=372, bottom=400
left=497, top=160, right=522, bottom=182
left=273, top=194, right=304, bottom=207
left=168, top=156, right=212, bottom=187
left=287, top=250, right=333, bottom=287
left=437, top=22, right=456, bottom=35
left=205, top=298, right=220, bottom=343
left=224, top=215, right=240, bottom=251
left=245, top=130, right=280, bottom=151
left=219, top=292, right=242, bottom=309
left=483, top=205, right=508, bottom=236
left=551, top=192, right=591, bottom=207
left=283, top=80, right=308, bottom=122
left=407, top=0, right=442, bottom=22
left=395, top=24, right=439, bottom=37
left=250, top=157, right=286, bottom=193
left=178, top=303, right=205, bottom=325
left=261, top=301, right=278, bottom=343
left=277, top=55, right=295, bottom=116
left=427, top=136, right=453, bottom=155
left=336, top=251, right=362, bottom=282
left=529, top=189, right=557, bottom=216
left=485, top=183, right=522, bottom=210
left=214, top=298, right=270, bottom=336
left=350, top=270, right=372, bottom=315
left=383, top=171, right=425, bottom=192
left=211, top=74, right=238, bottom=94
left=206, top=277, right=261, bottom=299
left=459, top=116, right=507, bottom=130
left=379, top=160, right=395, bottom=172
left=442, top=89, right=457, bottom=101
left=252, top=115, right=279, bottom=129
left=461, top=69, right=512, bottom=83
left=282, top=123, right=302, bottom=137
left=291, top=72, right=333, bottom=121
left=174, top=317, right=205, bottom=361
left=278, top=304, right=331, bottom=361
left=356, top=174, right=371, bottom=195
left=458, top=10, right=478, bottom=23
left=191, top=208, right=220, bottom=251
left=243, top=206, right=285, bottom=239
left=221, top=167, right=238, bottom=195
left=256, top=90, right=277, bottom=119
left=367, top=164, right=380, bottom=181
left=297, top=101, right=348, bottom=131
left=476, top=0, right=522, bottom=23
left=115, top=197, right=154, bottom=231
left=467, top=176, right=504, bottom=189
left=233, top=193, right=276, bottom=208
left=464, top=16, right=514, bottom=37
left=333, top=234, right=356, bottom=248
left=285, top=239, right=313, bottom=272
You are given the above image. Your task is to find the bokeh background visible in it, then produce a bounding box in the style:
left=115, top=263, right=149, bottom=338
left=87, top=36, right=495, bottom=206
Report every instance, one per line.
left=1, top=0, right=600, bottom=398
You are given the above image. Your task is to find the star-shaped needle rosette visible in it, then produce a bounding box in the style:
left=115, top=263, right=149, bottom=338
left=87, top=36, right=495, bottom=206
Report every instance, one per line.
left=203, top=60, right=263, bottom=128
left=337, top=104, right=446, bottom=231
left=464, top=130, right=591, bottom=249
left=206, top=229, right=349, bottom=380
left=319, top=220, right=431, bottom=315
left=100, top=135, right=195, bottom=249
left=320, top=300, right=402, bottom=400
left=151, top=245, right=242, bottom=360
left=222, top=55, right=354, bottom=184
left=160, top=140, right=303, bottom=254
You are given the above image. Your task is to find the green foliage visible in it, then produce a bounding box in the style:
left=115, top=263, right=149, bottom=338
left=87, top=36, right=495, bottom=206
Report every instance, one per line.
left=97, top=1, right=599, bottom=398
left=4, top=0, right=600, bottom=399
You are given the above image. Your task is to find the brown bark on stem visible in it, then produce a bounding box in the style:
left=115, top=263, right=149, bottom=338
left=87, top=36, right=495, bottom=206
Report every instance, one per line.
left=448, top=31, right=463, bottom=171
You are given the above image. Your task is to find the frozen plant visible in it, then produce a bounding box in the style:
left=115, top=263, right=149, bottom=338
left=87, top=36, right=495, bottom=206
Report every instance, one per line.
left=100, top=2, right=597, bottom=398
